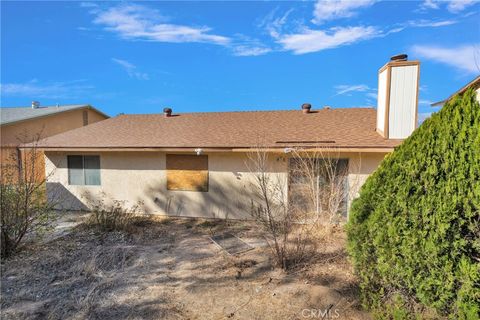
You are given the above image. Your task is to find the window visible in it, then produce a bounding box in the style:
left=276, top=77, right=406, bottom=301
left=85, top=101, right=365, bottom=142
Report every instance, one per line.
left=166, top=154, right=208, bottom=192
left=288, top=158, right=349, bottom=218
left=68, top=155, right=101, bottom=185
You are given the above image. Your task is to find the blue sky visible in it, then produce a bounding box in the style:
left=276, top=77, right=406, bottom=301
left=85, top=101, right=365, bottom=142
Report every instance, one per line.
left=1, top=1, right=479, bottom=119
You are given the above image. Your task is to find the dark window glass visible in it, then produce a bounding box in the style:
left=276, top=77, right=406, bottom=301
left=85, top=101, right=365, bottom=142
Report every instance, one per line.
left=84, top=156, right=101, bottom=185
left=288, top=158, right=349, bottom=218
left=67, top=155, right=101, bottom=186
left=68, top=155, right=84, bottom=185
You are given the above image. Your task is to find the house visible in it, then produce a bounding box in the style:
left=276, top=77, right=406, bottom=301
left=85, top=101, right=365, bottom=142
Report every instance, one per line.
left=1, top=103, right=109, bottom=180
left=27, top=56, right=420, bottom=219
left=431, top=75, right=480, bottom=107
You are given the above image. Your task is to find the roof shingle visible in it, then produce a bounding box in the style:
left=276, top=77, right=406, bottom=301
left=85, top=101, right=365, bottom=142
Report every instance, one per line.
left=31, top=108, right=402, bottom=150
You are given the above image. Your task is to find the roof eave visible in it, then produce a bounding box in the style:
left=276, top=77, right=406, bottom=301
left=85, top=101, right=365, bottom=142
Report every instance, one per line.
left=20, top=146, right=398, bottom=153
left=431, top=75, right=480, bottom=107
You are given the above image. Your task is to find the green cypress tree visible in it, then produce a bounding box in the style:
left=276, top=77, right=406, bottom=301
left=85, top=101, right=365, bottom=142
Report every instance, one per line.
left=347, top=88, right=480, bottom=319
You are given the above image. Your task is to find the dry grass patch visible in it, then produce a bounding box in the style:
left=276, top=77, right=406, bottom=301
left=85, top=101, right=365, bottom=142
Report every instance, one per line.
left=1, top=216, right=370, bottom=320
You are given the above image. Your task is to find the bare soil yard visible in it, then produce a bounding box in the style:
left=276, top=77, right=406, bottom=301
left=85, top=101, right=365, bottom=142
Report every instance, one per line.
left=1, top=216, right=370, bottom=320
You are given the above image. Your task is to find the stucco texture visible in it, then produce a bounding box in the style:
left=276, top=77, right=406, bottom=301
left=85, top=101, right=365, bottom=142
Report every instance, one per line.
left=45, top=151, right=387, bottom=219
left=1, top=109, right=107, bottom=181
left=1, top=108, right=106, bottom=147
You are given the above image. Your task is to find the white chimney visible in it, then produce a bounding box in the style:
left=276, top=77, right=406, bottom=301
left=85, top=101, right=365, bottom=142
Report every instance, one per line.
left=376, top=54, right=420, bottom=139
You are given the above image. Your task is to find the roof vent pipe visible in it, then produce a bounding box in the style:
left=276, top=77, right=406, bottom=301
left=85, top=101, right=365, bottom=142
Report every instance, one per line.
left=163, top=107, right=172, bottom=117
left=301, top=103, right=312, bottom=114
left=390, top=53, right=408, bottom=61
left=31, top=101, right=40, bottom=109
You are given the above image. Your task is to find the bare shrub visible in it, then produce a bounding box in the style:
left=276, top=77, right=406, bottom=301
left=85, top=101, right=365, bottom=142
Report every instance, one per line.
left=247, top=147, right=360, bottom=270
left=0, top=132, right=56, bottom=257
left=85, top=192, right=144, bottom=231
left=289, top=149, right=357, bottom=225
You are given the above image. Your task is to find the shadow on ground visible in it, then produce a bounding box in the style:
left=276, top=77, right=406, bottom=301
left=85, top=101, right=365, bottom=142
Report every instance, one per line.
left=1, top=217, right=370, bottom=320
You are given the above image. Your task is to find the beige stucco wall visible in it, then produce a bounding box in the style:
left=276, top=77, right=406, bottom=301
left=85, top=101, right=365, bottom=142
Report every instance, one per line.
left=1, top=108, right=106, bottom=147
left=1, top=108, right=107, bottom=181
left=45, top=151, right=388, bottom=219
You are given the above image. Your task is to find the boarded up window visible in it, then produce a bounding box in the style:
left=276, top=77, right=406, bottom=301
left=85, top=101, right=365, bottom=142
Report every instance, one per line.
left=166, top=154, right=208, bottom=192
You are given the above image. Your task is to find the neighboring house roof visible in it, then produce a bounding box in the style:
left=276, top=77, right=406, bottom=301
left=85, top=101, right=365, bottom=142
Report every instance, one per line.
left=29, top=108, right=402, bottom=151
left=431, top=75, right=480, bottom=107
left=0, top=104, right=109, bottom=126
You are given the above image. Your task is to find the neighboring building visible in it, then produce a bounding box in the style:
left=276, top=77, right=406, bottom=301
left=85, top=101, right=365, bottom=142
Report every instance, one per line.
left=431, top=75, right=480, bottom=107
left=27, top=56, right=420, bottom=219
left=1, top=103, right=109, bottom=180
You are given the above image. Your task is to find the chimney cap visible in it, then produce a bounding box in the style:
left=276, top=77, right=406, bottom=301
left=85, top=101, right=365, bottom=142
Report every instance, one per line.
left=390, top=53, right=408, bottom=61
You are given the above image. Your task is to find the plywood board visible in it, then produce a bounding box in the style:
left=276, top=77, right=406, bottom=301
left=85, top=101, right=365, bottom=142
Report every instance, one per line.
left=166, top=154, right=208, bottom=191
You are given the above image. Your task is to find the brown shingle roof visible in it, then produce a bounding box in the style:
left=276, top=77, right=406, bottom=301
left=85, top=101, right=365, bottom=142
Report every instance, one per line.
left=31, top=108, right=402, bottom=150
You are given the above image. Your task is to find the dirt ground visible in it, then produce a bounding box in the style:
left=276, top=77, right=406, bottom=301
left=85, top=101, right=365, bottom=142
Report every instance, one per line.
left=1, top=216, right=371, bottom=320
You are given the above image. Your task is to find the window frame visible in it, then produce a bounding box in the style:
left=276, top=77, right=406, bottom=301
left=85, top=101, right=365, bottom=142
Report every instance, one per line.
left=288, top=157, right=349, bottom=218
left=67, top=155, right=101, bottom=186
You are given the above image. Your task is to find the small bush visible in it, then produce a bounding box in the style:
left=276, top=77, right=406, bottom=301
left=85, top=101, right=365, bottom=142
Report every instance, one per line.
left=86, top=194, right=144, bottom=231
left=347, top=89, right=480, bottom=318
left=246, top=148, right=350, bottom=270
left=1, top=135, right=55, bottom=257
left=1, top=184, right=54, bottom=257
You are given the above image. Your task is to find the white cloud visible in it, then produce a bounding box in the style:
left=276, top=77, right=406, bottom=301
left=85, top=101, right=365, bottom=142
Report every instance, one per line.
left=446, top=0, right=478, bottom=13
left=232, top=46, right=272, bottom=57
left=229, top=34, right=272, bottom=57
left=419, top=99, right=433, bottom=106
left=111, top=58, right=149, bottom=80
left=0, top=80, right=93, bottom=99
left=420, top=0, right=440, bottom=10
left=312, top=0, right=376, bottom=24
left=334, top=84, right=370, bottom=95
left=277, top=26, right=379, bottom=54
left=258, top=8, right=295, bottom=38
left=407, top=19, right=457, bottom=27
left=366, top=91, right=378, bottom=100
left=419, top=0, right=478, bottom=13
left=89, top=3, right=270, bottom=56
left=92, top=4, right=229, bottom=45
left=265, top=2, right=453, bottom=55
left=412, top=44, right=480, bottom=74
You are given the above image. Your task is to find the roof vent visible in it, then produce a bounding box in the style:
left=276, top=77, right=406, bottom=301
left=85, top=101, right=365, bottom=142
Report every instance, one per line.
left=390, top=53, right=408, bottom=61
left=31, top=101, right=40, bottom=109
left=301, top=103, right=312, bottom=114
left=324, top=105, right=332, bottom=110
left=163, top=107, right=172, bottom=117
